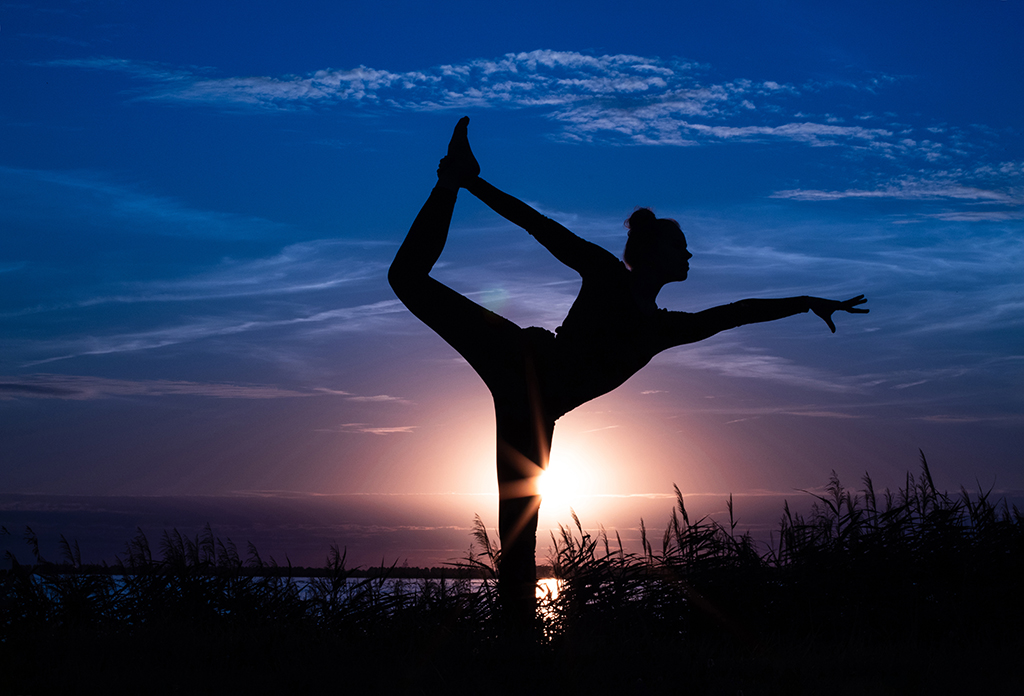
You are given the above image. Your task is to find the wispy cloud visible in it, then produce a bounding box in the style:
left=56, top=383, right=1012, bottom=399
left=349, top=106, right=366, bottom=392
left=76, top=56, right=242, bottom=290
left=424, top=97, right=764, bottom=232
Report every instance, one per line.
left=582, top=425, right=621, bottom=433
left=46, top=50, right=1021, bottom=210
left=928, top=210, right=1024, bottom=222
left=47, top=50, right=912, bottom=151
left=0, top=166, right=288, bottom=240
left=0, top=236, right=389, bottom=322
left=0, top=262, right=28, bottom=274
left=84, top=240, right=386, bottom=306
left=45, top=57, right=198, bottom=84
left=345, top=394, right=411, bottom=404
left=311, top=388, right=412, bottom=405
left=317, top=423, right=417, bottom=435
left=0, top=374, right=312, bottom=400
left=772, top=177, right=1018, bottom=203
left=0, top=374, right=409, bottom=403
left=678, top=403, right=868, bottom=423
left=181, top=50, right=683, bottom=112
left=19, top=300, right=405, bottom=366
left=664, top=340, right=869, bottom=393
left=47, top=51, right=681, bottom=110
left=771, top=168, right=1024, bottom=222
left=914, top=414, right=1024, bottom=424
left=775, top=409, right=863, bottom=419
left=555, top=109, right=893, bottom=148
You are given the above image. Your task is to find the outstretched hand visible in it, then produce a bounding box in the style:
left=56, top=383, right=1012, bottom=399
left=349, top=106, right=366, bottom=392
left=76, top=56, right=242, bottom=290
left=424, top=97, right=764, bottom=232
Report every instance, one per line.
left=808, top=295, right=869, bottom=333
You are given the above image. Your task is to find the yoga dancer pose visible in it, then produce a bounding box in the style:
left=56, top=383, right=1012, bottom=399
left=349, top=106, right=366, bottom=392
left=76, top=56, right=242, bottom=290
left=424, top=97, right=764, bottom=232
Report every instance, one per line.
left=389, top=117, right=867, bottom=623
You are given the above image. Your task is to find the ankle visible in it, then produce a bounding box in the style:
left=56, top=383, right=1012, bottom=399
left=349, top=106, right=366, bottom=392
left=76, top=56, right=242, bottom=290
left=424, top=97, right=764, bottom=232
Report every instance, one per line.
left=437, top=171, right=460, bottom=192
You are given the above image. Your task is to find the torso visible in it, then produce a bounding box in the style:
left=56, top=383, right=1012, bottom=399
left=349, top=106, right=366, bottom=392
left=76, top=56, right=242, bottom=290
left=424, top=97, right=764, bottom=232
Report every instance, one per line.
left=544, top=258, right=680, bottom=417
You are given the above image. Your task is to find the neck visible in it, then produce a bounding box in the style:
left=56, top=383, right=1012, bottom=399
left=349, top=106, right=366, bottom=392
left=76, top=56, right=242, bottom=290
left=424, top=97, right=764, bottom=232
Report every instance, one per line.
left=629, top=269, right=666, bottom=310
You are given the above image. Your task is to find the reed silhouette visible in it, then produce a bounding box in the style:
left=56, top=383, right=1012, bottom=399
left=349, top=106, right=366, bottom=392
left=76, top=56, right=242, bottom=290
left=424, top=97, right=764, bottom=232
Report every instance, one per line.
left=388, top=117, right=868, bottom=626
left=3, top=458, right=1021, bottom=692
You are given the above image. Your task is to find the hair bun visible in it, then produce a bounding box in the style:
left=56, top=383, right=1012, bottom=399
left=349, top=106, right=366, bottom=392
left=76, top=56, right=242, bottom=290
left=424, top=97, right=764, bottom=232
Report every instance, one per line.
left=626, top=207, right=657, bottom=232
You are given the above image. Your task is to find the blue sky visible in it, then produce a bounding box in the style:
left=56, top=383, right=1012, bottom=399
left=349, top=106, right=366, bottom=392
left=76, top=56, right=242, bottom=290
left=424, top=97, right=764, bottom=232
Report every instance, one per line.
left=2, top=1, right=1022, bottom=565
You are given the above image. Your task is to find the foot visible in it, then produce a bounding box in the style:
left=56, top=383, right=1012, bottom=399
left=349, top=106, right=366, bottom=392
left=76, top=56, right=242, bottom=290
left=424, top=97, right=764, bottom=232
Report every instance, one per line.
left=446, top=116, right=480, bottom=181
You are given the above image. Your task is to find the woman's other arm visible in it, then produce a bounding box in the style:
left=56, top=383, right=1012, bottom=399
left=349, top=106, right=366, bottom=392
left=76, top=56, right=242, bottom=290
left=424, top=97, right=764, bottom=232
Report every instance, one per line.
left=665, top=295, right=869, bottom=346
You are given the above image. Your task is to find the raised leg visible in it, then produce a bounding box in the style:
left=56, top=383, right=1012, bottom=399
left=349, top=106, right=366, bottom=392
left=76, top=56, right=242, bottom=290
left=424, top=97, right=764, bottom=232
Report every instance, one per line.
left=389, top=187, right=526, bottom=388
left=390, top=183, right=556, bottom=628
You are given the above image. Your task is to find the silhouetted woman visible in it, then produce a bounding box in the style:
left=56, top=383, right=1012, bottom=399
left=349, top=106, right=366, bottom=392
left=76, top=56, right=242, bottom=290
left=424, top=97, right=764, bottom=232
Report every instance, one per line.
left=388, top=117, right=867, bottom=623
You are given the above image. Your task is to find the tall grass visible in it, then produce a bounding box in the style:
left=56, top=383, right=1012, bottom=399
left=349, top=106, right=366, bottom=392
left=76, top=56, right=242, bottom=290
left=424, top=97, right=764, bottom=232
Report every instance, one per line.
left=3, top=454, right=1021, bottom=694
left=546, top=452, right=1022, bottom=630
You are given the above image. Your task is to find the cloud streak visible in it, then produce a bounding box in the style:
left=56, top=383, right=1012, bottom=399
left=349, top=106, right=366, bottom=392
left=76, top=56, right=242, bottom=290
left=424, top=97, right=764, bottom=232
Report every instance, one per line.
left=47, top=49, right=1021, bottom=218
left=49, top=50, right=912, bottom=151
left=76, top=240, right=387, bottom=307
left=770, top=166, right=1024, bottom=221
left=0, top=374, right=412, bottom=403
left=18, top=299, right=405, bottom=366
left=663, top=340, right=869, bottom=393
left=0, top=166, right=289, bottom=241
left=317, top=423, right=418, bottom=435
left=772, top=175, right=1020, bottom=204
left=47, top=52, right=681, bottom=111
left=0, top=374, right=312, bottom=400
left=46, top=49, right=1020, bottom=216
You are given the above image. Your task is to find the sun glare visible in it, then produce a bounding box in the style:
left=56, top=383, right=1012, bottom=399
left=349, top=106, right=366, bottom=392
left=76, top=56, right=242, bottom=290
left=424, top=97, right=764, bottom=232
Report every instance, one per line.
left=536, top=437, right=602, bottom=519
left=536, top=464, right=572, bottom=508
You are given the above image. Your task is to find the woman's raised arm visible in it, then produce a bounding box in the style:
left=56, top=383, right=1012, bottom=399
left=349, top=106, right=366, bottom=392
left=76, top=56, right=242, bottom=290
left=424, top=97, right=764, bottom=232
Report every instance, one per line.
left=462, top=174, right=615, bottom=275
left=440, top=117, right=613, bottom=275
left=463, top=175, right=549, bottom=232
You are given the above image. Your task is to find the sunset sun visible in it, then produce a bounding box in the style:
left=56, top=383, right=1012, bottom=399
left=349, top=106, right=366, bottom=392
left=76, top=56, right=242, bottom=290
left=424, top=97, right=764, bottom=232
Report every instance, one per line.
left=536, top=438, right=601, bottom=519
left=536, top=462, right=573, bottom=511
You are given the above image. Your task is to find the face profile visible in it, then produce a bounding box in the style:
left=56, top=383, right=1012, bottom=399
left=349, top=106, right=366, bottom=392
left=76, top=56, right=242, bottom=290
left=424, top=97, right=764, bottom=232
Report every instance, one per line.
left=652, top=226, right=691, bottom=282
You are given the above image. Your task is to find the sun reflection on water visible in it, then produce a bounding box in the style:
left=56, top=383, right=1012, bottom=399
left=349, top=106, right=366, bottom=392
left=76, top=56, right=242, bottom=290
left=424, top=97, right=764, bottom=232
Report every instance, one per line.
left=536, top=576, right=561, bottom=623
left=537, top=576, right=561, bottom=601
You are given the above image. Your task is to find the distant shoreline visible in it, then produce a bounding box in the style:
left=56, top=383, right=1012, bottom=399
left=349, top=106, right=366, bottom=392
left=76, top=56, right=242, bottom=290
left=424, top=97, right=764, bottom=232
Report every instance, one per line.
left=2, top=562, right=557, bottom=580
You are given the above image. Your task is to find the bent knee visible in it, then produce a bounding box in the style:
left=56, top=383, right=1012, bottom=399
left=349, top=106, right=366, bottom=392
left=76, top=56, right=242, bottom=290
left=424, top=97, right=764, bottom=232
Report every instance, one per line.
left=387, top=260, right=425, bottom=297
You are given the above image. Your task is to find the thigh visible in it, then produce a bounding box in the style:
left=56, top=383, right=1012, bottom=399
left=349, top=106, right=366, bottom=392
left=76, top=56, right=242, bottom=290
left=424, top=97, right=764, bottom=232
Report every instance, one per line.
left=397, top=274, right=526, bottom=391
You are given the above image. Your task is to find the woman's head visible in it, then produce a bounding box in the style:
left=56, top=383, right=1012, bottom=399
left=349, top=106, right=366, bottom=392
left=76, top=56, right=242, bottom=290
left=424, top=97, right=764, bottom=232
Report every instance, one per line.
left=623, top=208, right=691, bottom=281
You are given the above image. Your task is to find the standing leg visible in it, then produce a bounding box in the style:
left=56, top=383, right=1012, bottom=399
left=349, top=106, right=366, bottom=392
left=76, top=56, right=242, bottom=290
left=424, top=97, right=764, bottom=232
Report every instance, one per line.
left=495, top=402, right=553, bottom=630
left=491, top=331, right=560, bottom=630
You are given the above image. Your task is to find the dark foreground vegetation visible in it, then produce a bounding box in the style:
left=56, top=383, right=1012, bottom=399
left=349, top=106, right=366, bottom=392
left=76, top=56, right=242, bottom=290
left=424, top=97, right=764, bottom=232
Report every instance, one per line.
left=2, top=454, right=1022, bottom=695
